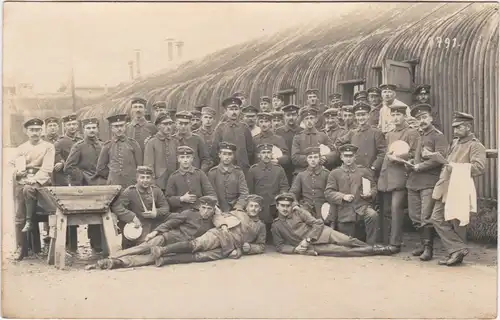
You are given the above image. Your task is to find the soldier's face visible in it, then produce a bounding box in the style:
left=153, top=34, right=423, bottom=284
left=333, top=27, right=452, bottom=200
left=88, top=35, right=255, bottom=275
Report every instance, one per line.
left=453, top=123, right=470, bottom=138
left=245, top=201, right=261, bottom=217
left=154, top=109, right=167, bottom=118
left=342, top=112, right=354, bottom=125
left=416, top=112, right=433, bottom=130
left=65, top=120, right=79, bottom=134
left=307, top=94, right=318, bottom=105
left=84, top=124, right=99, bottom=138
left=137, top=173, right=153, bottom=188
left=417, top=93, right=430, bottom=103
left=178, top=154, right=194, bottom=168
left=260, top=102, right=272, bottom=112
left=26, top=126, right=43, bottom=141
left=176, top=119, right=191, bottom=134
left=341, top=153, right=356, bottom=166
left=199, top=205, right=215, bottom=219
left=258, top=118, right=272, bottom=132
left=131, top=103, right=146, bottom=117
left=381, top=90, right=395, bottom=102
left=272, top=118, right=283, bottom=129
left=159, top=121, right=174, bottom=135
left=391, top=111, right=405, bottom=125
left=325, top=114, right=337, bottom=126
left=219, top=150, right=235, bottom=165
left=306, top=153, right=320, bottom=168
left=191, top=118, right=201, bottom=130
left=243, top=113, right=257, bottom=127
left=46, top=123, right=59, bottom=134
left=236, top=96, right=246, bottom=105
left=368, top=94, right=382, bottom=106
left=355, top=111, right=369, bottom=125
left=111, top=123, right=126, bottom=136
left=259, top=150, right=272, bottom=163
left=201, top=114, right=214, bottom=127
left=284, top=112, right=298, bottom=126
left=226, top=106, right=240, bottom=120
left=277, top=200, right=292, bottom=217
left=303, top=115, right=317, bottom=129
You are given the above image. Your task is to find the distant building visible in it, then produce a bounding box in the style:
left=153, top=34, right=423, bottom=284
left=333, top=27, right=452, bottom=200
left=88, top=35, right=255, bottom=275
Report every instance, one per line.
left=74, top=85, right=110, bottom=99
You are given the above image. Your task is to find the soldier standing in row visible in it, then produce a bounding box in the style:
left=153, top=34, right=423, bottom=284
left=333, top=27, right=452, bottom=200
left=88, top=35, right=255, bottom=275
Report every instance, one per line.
left=241, top=105, right=260, bottom=137
left=95, top=114, right=143, bottom=188
left=271, top=111, right=284, bottom=131
left=340, top=105, right=356, bottom=132
left=193, top=107, right=217, bottom=157
left=42, top=117, right=60, bottom=144
left=272, top=92, right=285, bottom=111
left=152, top=101, right=168, bottom=123
left=304, top=88, right=327, bottom=130
left=191, top=109, right=202, bottom=131
left=259, top=96, right=273, bottom=113
left=253, top=112, right=289, bottom=166
left=322, top=107, right=345, bottom=148
left=125, top=97, right=158, bottom=151
left=413, top=84, right=441, bottom=130
left=367, top=87, right=383, bottom=128
left=378, top=84, right=411, bottom=134
left=353, top=90, right=368, bottom=104
left=275, top=104, right=302, bottom=184
left=144, top=114, right=179, bottom=192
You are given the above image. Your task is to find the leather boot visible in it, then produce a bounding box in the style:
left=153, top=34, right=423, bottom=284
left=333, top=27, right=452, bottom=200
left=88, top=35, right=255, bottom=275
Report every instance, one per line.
left=419, top=227, right=434, bottom=261
left=411, top=228, right=425, bottom=256
left=13, top=225, right=26, bottom=261
left=155, top=254, right=197, bottom=267
left=446, top=249, right=469, bottom=266
left=152, top=241, right=193, bottom=259
left=21, top=220, right=33, bottom=233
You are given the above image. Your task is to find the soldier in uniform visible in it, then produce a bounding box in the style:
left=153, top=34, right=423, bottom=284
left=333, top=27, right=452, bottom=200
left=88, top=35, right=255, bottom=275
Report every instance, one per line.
left=174, top=111, right=212, bottom=172
left=208, top=142, right=249, bottom=212
left=324, top=144, right=379, bottom=244
left=378, top=84, right=411, bottom=134
left=377, top=105, right=420, bottom=253
left=193, top=107, right=217, bottom=161
left=275, top=104, right=302, bottom=184
left=94, top=114, right=143, bottom=188
left=413, top=84, right=442, bottom=130
left=144, top=114, right=179, bottom=192
left=111, top=166, right=170, bottom=249
left=353, top=90, right=368, bottom=104
left=232, top=91, right=248, bottom=107
left=42, top=117, right=60, bottom=144
left=125, top=97, right=158, bottom=151
left=271, top=193, right=392, bottom=257
left=10, top=118, right=55, bottom=260
left=152, top=194, right=266, bottom=267
left=322, top=107, right=345, bottom=149
left=304, top=88, right=327, bottom=130
left=165, top=146, right=216, bottom=213
left=272, top=92, right=285, bottom=111
left=367, top=87, right=383, bottom=128
left=340, top=104, right=356, bottom=132
left=253, top=112, right=289, bottom=166
left=328, top=93, right=342, bottom=106
left=291, top=106, right=337, bottom=175
left=271, top=111, right=284, bottom=131
left=431, top=112, right=486, bottom=266
left=191, top=109, right=202, bottom=131
left=247, top=143, right=289, bottom=241
left=241, top=105, right=260, bottom=137
left=406, top=104, right=448, bottom=261
left=212, top=97, right=254, bottom=178
left=152, top=101, right=168, bottom=123
left=91, top=195, right=217, bottom=270
left=259, top=96, right=273, bottom=113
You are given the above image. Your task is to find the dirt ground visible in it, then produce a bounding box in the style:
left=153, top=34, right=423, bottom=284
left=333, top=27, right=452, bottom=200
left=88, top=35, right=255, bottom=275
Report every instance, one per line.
left=2, top=148, right=498, bottom=319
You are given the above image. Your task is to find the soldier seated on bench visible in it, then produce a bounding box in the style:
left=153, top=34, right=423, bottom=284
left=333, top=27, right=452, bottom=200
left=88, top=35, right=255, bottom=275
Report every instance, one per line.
left=271, top=193, right=393, bottom=257
left=10, top=118, right=55, bottom=261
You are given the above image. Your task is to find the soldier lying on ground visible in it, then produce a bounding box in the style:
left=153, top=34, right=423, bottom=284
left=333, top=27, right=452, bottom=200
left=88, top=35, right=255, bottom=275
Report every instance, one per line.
left=87, top=195, right=218, bottom=270
left=271, top=193, right=393, bottom=257
left=150, top=194, right=266, bottom=267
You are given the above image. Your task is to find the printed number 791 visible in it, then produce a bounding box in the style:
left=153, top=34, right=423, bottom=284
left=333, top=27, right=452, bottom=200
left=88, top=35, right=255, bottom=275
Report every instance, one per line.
left=429, top=37, right=458, bottom=48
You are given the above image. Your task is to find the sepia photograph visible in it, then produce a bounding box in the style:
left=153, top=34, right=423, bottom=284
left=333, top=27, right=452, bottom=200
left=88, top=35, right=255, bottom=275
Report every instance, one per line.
left=1, top=1, right=498, bottom=318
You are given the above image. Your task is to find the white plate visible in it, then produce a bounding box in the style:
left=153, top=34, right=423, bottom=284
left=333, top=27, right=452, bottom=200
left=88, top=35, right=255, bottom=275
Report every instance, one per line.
left=388, top=140, right=410, bottom=158
left=123, top=222, right=143, bottom=241
left=321, top=202, right=330, bottom=221
left=251, top=126, right=261, bottom=137
left=319, top=144, right=331, bottom=156
left=272, top=146, right=283, bottom=159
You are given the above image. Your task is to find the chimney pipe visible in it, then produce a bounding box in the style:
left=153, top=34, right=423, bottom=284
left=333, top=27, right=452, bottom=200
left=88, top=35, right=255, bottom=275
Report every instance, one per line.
left=135, top=49, right=141, bottom=77
left=166, top=38, right=174, bottom=61
left=175, top=41, right=184, bottom=59
left=128, top=61, right=134, bottom=80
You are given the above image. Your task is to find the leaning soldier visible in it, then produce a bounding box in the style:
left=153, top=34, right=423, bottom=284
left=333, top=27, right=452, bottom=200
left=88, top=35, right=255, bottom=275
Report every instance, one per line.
left=253, top=112, right=289, bottom=166
left=125, top=97, right=158, bottom=151
left=430, top=111, right=486, bottom=266
left=165, top=146, right=217, bottom=213
left=406, top=104, right=448, bottom=261
left=10, top=118, right=55, bottom=260
left=151, top=194, right=266, bottom=267
left=275, top=104, right=302, bottom=184
left=94, top=114, right=143, bottom=188
left=208, top=142, right=249, bottom=212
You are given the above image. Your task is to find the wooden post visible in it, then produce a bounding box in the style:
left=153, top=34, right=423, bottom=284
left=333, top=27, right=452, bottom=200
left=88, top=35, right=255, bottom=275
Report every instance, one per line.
left=54, top=209, right=68, bottom=269
left=101, top=209, right=121, bottom=256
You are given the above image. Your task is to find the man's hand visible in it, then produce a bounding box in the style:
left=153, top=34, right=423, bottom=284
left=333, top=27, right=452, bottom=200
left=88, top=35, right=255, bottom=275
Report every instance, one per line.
left=132, top=216, right=142, bottom=228
left=144, top=231, right=158, bottom=242
left=343, top=194, right=355, bottom=202
left=319, top=156, right=327, bottom=165
left=142, top=211, right=157, bottom=219
left=54, top=162, right=64, bottom=172
left=294, top=244, right=308, bottom=254
left=180, top=192, right=197, bottom=204
left=360, top=193, right=371, bottom=200
left=242, top=242, right=251, bottom=253
left=271, top=158, right=279, bottom=165
left=387, top=153, right=399, bottom=162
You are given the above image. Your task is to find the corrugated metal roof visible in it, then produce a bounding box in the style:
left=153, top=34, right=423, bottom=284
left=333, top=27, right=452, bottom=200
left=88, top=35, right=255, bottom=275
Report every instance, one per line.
left=80, top=2, right=499, bottom=199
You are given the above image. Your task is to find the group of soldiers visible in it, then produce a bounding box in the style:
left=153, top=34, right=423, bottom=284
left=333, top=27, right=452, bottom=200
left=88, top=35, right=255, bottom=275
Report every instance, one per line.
left=11, top=83, right=486, bottom=269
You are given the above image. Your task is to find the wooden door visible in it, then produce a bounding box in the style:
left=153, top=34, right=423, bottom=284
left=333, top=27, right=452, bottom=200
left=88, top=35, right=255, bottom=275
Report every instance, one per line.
left=382, top=59, right=414, bottom=106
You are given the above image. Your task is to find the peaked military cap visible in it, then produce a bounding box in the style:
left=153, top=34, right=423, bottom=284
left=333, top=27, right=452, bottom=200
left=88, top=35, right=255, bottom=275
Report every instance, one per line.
left=260, top=96, right=271, bottom=103
left=62, top=114, right=78, bottom=123
left=246, top=194, right=264, bottom=206
left=232, top=91, right=246, bottom=98
left=410, top=103, right=433, bottom=118
left=328, top=93, right=342, bottom=100
left=271, top=111, right=284, bottom=119
left=414, top=84, right=431, bottom=95
left=353, top=90, right=368, bottom=101
left=222, top=97, right=242, bottom=108
left=353, top=102, right=372, bottom=113
left=24, top=118, right=44, bottom=128
left=304, top=146, right=321, bottom=155
left=275, top=192, right=295, bottom=203
left=201, top=107, right=216, bottom=116
left=136, top=166, right=154, bottom=175
left=191, top=110, right=202, bottom=119
left=131, top=97, right=147, bottom=105
left=176, top=110, right=193, bottom=120
left=452, top=111, right=474, bottom=127
left=323, top=108, right=339, bottom=117
left=193, top=105, right=205, bottom=113
left=305, top=88, right=319, bottom=95
left=152, top=101, right=167, bottom=109
left=107, top=114, right=128, bottom=125
left=81, top=118, right=99, bottom=127
left=257, top=143, right=274, bottom=152
left=45, top=117, right=60, bottom=125
left=379, top=84, right=397, bottom=91
left=342, top=105, right=354, bottom=113
left=199, top=195, right=218, bottom=207
left=241, top=105, right=259, bottom=114
left=367, top=87, right=382, bottom=95
left=177, top=145, right=194, bottom=155
left=299, top=106, right=318, bottom=119
left=282, top=104, right=300, bottom=113
left=155, top=113, right=173, bottom=125
left=389, top=104, right=407, bottom=114
left=257, top=112, right=273, bottom=121
left=219, top=141, right=237, bottom=152
left=331, top=101, right=344, bottom=108
left=338, top=144, right=358, bottom=155
left=273, top=92, right=285, bottom=100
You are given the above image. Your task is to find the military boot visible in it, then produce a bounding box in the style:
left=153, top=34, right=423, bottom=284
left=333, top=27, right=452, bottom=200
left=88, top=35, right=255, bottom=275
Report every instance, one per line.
left=419, top=227, right=434, bottom=261
left=21, top=220, right=33, bottom=233
left=155, top=254, right=197, bottom=267
left=13, top=225, right=26, bottom=261
left=411, top=228, right=425, bottom=256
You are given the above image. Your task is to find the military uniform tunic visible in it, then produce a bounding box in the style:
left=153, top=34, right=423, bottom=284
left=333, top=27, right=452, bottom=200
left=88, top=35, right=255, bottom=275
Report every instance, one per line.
left=125, top=118, right=158, bottom=151
left=289, top=166, right=330, bottom=219
left=207, top=164, right=249, bottom=212
left=95, top=136, right=143, bottom=188
left=252, top=131, right=290, bottom=166
left=193, top=127, right=215, bottom=160
left=291, top=127, right=337, bottom=173
left=53, top=133, right=82, bottom=186
left=63, top=137, right=103, bottom=186
left=175, top=132, right=212, bottom=172
left=144, top=133, right=179, bottom=190
left=42, top=133, right=59, bottom=145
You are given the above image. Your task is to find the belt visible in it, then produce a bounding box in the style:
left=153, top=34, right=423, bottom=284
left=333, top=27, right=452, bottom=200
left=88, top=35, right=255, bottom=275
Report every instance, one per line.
left=26, top=167, right=40, bottom=175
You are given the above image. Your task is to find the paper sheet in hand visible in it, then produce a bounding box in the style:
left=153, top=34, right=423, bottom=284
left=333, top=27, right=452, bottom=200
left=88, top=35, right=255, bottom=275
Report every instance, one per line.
left=362, top=178, right=371, bottom=196
left=15, top=156, right=26, bottom=172
left=321, top=202, right=330, bottom=221
left=428, top=152, right=448, bottom=165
